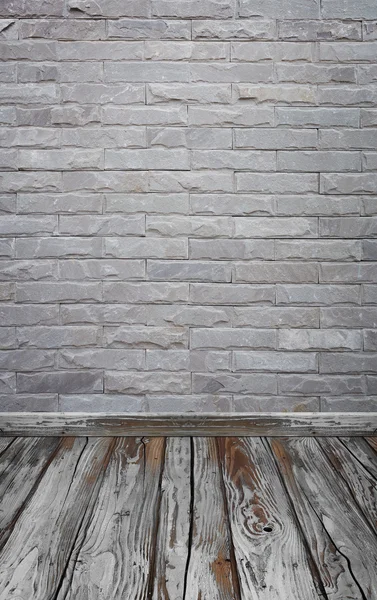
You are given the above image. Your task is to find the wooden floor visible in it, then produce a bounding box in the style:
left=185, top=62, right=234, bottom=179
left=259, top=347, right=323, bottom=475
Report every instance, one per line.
left=0, top=436, right=376, bottom=599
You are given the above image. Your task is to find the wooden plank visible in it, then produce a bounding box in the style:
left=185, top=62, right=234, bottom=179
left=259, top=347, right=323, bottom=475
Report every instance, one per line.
left=218, top=437, right=320, bottom=599
left=0, top=437, right=114, bottom=600
left=152, top=437, right=191, bottom=600
left=0, top=437, right=61, bottom=550
left=366, top=436, right=377, bottom=454
left=184, top=437, right=240, bottom=600
left=57, top=437, right=165, bottom=600
left=0, top=437, right=14, bottom=456
left=270, top=438, right=377, bottom=599
left=341, top=437, right=377, bottom=480
left=318, top=437, right=377, bottom=530
left=0, top=412, right=376, bottom=436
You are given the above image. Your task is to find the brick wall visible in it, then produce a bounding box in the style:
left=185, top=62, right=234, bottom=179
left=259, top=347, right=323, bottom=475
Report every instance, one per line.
left=0, top=0, right=376, bottom=413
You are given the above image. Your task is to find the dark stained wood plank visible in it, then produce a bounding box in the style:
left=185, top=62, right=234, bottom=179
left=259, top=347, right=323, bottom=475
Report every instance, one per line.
left=218, top=437, right=320, bottom=599
left=152, top=437, right=191, bottom=600
left=57, top=437, right=165, bottom=600
left=0, top=437, right=114, bottom=600
left=318, top=437, right=377, bottom=530
left=0, top=437, right=61, bottom=550
left=341, top=437, right=377, bottom=480
left=0, top=412, right=376, bottom=436
left=0, top=437, right=14, bottom=456
left=365, top=436, right=377, bottom=454
left=271, top=438, right=377, bottom=600
left=184, top=437, right=240, bottom=600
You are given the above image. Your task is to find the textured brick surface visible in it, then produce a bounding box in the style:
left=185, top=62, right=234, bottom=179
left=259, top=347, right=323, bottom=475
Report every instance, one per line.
left=0, top=1, right=376, bottom=413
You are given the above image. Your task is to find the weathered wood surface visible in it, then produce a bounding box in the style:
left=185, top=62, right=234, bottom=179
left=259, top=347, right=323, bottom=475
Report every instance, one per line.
left=185, top=437, right=240, bottom=600
left=152, top=437, right=191, bottom=600
left=58, top=437, right=165, bottom=600
left=0, top=437, right=114, bottom=600
left=270, top=438, right=377, bottom=599
left=0, top=437, right=14, bottom=456
left=218, top=437, right=319, bottom=599
left=366, top=436, right=377, bottom=454
left=318, top=437, right=377, bottom=529
left=0, top=436, right=61, bottom=550
left=341, top=437, right=377, bottom=480
left=1, top=412, right=376, bottom=436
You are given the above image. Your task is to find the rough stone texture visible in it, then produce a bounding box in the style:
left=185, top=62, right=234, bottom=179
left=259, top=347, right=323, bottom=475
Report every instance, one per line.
left=0, top=2, right=376, bottom=414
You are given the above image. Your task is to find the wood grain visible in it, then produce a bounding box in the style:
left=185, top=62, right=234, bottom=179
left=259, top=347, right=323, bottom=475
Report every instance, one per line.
left=185, top=437, right=240, bottom=600
left=152, top=437, right=191, bottom=600
left=341, top=437, right=377, bottom=480
left=0, top=436, right=61, bottom=550
left=366, top=436, right=377, bottom=454
left=59, top=437, right=165, bottom=600
left=0, top=437, right=114, bottom=600
left=0, top=413, right=376, bottom=436
left=0, top=437, right=14, bottom=456
left=218, top=437, right=319, bottom=599
left=270, top=437, right=377, bottom=599
left=318, top=437, right=377, bottom=529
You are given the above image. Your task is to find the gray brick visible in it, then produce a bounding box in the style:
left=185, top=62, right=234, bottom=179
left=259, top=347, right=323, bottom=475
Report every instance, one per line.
left=232, top=307, right=319, bottom=328
left=103, top=282, right=189, bottom=303
left=59, top=260, right=145, bottom=281
left=59, top=394, right=144, bottom=412
left=17, top=371, right=103, bottom=393
left=148, top=84, right=231, bottom=104
left=279, top=329, right=362, bottom=350
left=0, top=216, right=57, bottom=236
left=278, top=374, right=364, bottom=395
left=0, top=20, right=18, bottom=39
left=229, top=84, right=316, bottom=104
left=278, top=195, right=361, bottom=216
left=233, top=395, right=320, bottom=411
left=61, top=83, right=144, bottom=105
left=276, top=240, right=362, bottom=261
left=0, top=195, right=16, bottom=214
left=105, top=371, right=191, bottom=394
left=103, top=106, right=187, bottom=126
left=147, top=260, right=231, bottom=282
left=16, top=237, right=102, bottom=259
left=0, top=373, right=16, bottom=394
left=320, top=263, right=377, bottom=283
left=149, top=171, right=233, bottom=193
left=188, top=106, right=274, bottom=127
left=0, top=1, right=64, bottom=17
left=234, top=262, right=318, bottom=283
left=321, top=397, right=377, bottom=411
left=190, top=63, right=273, bottom=83
left=320, top=352, right=377, bottom=373
left=61, top=304, right=147, bottom=325
left=0, top=260, right=56, bottom=281
left=17, top=193, right=103, bottom=214
left=361, top=110, right=377, bottom=127
left=59, top=215, right=145, bottom=236
left=321, top=174, right=377, bottom=194
left=320, top=129, right=377, bottom=149
left=104, top=326, right=188, bottom=349
left=19, top=149, right=104, bottom=171
left=277, top=284, right=360, bottom=305
left=321, top=0, right=377, bottom=19
left=239, top=0, right=319, bottom=18
left=146, top=394, right=232, bottom=412
left=189, top=239, right=274, bottom=260
left=190, top=284, right=275, bottom=305
left=234, top=351, right=317, bottom=372
left=277, top=64, right=356, bottom=84
left=191, top=150, right=276, bottom=171
left=363, top=241, right=377, bottom=261
left=0, top=283, right=14, bottom=301
left=0, top=128, right=60, bottom=148
left=51, top=105, right=101, bottom=126
left=57, top=41, right=144, bottom=61
left=0, top=239, right=14, bottom=258
left=145, top=41, right=229, bottom=61
left=236, top=173, right=318, bottom=194
left=278, top=20, right=361, bottom=41
left=105, top=149, right=190, bottom=171
left=0, top=394, right=58, bottom=412
left=147, top=216, right=233, bottom=237
left=363, top=153, right=377, bottom=171
left=0, top=304, right=59, bottom=326
left=234, top=128, right=317, bottom=150
left=364, top=330, right=377, bottom=351
left=276, top=108, right=360, bottom=128
left=234, top=217, right=317, bottom=237
left=318, top=86, right=377, bottom=106
left=277, top=151, right=360, bottom=172
left=59, top=349, right=144, bottom=370
left=367, top=376, right=377, bottom=394
left=191, top=194, right=274, bottom=215
left=105, top=62, right=190, bottom=83
left=0, top=107, right=16, bottom=125
left=63, top=171, right=148, bottom=194
left=16, top=282, right=102, bottom=303
left=191, top=328, right=276, bottom=349
left=321, top=308, right=377, bottom=328
left=320, top=217, right=377, bottom=238
left=107, top=19, right=191, bottom=40
left=20, top=18, right=105, bottom=40
left=0, top=172, right=62, bottom=194
left=151, top=0, right=235, bottom=18
left=146, top=305, right=232, bottom=327
left=0, top=327, right=16, bottom=349
left=0, top=84, right=58, bottom=104
left=105, top=193, right=189, bottom=214
left=105, top=238, right=187, bottom=259
left=68, top=0, right=149, bottom=17
left=231, top=42, right=312, bottom=62
left=364, top=22, right=377, bottom=41
left=17, top=326, right=100, bottom=348
left=192, top=20, right=276, bottom=40
left=0, top=349, right=55, bottom=371
left=193, top=373, right=277, bottom=394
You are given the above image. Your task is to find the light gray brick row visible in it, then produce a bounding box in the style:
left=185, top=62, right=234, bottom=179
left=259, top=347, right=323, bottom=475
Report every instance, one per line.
left=61, top=84, right=145, bottom=104
left=103, top=106, right=187, bottom=126
left=0, top=349, right=54, bottom=374
left=278, top=329, right=362, bottom=351
left=105, top=238, right=188, bottom=259
left=103, top=282, right=189, bottom=303
left=278, top=374, right=365, bottom=395
left=0, top=41, right=57, bottom=62
left=276, top=240, right=362, bottom=261
left=319, top=129, right=377, bottom=149
left=233, top=351, right=317, bottom=372
left=146, top=41, right=230, bottom=61
left=16, top=237, right=102, bottom=259
left=192, top=20, right=276, bottom=40
left=190, top=63, right=273, bottom=83
left=320, top=217, right=377, bottom=237
left=234, top=262, right=318, bottom=283
left=105, top=62, right=190, bottom=83
left=18, top=62, right=103, bottom=83
left=59, top=215, right=145, bottom=236
left=51, top=105, right=101, bottom=126
left=234, top=129, right=317, bottom=149
left=321, top=397, right=377, bottom=411
left=147, top=260, right=231, bottom=282
left=321, top=0, right=377, bottom=19
left=231, top=42, right=313, bottom=62
left=276, top=107, right=360, bottom=127
left=148, top=170, right=234, bottom=193
left=0, top=304, right=59, bottom=326
left=105, top=149, right=190, bottom=171
left=320, top=353, right=377, bottom=373
left=278, top=20, right=361, bottom=41
left=234, top=216, right=318, bottom=237
left=0, top=84, right=58, bottom=104
left=277, top=151, right=361, bottom=172
left=59, top=348, right=145, bottom=370
left=236, top=173, right=319, bottom=194
left=1, top=172, right=61, bottom=194
left=146, top=350, right=231, bottom=372
left=105, top=193, right=189, bottom=214
left=147, top=216, right=233, bottom=237
left=59, top=260, right=145, bottom=281
left=0, top=395, right=58, bottom=412
left=0, top=2, right=64, bottom=17
left=277, top=284, right=361, bottom=305
left=0, top=216, right=57, bottom=236
left=191, top=150, right=276, bottom=171
left=151, top=0, right=235, bottom=18
left=17, top=371, right=103, bottom=393
left=148, top=128, right=233, bottom=150
left=318, top=86, right=377, bottom=106
left=190, top=194, right=274, bottom=215
left=193, top=373, right=277, bottom=394
left=239, top=0, right=319, bottom=18
left=147, top=84, right=231, bottom=104
left=321, top=174, right=377, bottom=194
left=105, top=371, right=191, bottom=394
left=57, top=41, right=144, bottom=61
left=59, top=394, right=144, bottom=412
left=222, top=84, right=316, bottom=104
left=17, top=193, right=103, bottom=214
left=16, top=282, right=102, bottom=303
left=190, top=328, right=276, bottom=349
left=20, top=18, right=106, bottom=39
left=320, top=263, right=377, bottom=283
left=0, top=260, right=56, bottom=281
left=320, top=42, right=377, bottom=63
left=17, top=326, right=100, bottom=348
left=277, top=64, right=356, bottom=84
left=18, top=149, right=104, bottom=171
left=188, top=106, right=274, bottom=127
left=62, top=171, right=148, bottom=194
left=0, top=128, right=61, bottom=148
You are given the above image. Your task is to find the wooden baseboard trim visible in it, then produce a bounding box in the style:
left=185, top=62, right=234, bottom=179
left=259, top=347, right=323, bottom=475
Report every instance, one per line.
left=0, top=412, right=376, bottom=437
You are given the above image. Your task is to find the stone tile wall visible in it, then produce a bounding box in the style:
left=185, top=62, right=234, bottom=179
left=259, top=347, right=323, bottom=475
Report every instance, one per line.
left=1, top=0, right=377, bottom=412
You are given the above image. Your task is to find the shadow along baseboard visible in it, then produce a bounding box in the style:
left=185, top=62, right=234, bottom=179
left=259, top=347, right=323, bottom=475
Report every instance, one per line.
left=0, top=412, right=376, bottom=437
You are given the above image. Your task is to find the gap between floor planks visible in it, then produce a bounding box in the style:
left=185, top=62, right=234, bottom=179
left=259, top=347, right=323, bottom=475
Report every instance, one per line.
left=0, top=435, right=376, bottom=600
